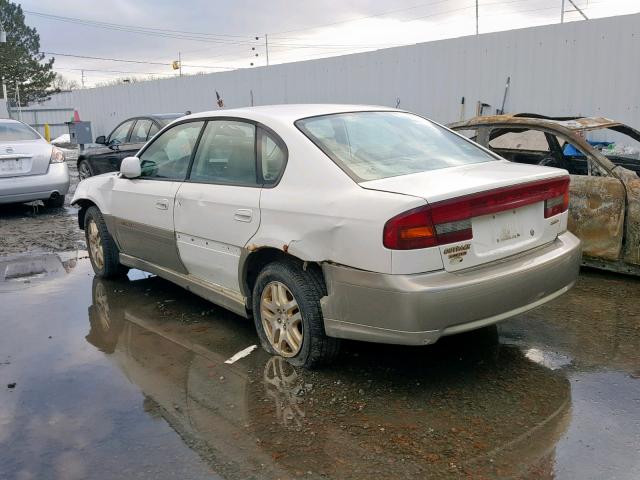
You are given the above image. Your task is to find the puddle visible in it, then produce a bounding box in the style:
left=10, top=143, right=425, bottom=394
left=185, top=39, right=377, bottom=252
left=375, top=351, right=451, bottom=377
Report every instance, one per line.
left=0, top=256, right=638, bottom=479
left=0, top=251, right=85, bottom=292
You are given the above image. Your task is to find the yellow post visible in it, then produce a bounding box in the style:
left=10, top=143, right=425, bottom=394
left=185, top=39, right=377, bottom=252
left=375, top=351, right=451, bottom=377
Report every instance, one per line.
left=44, top=123, right=51, bottom=142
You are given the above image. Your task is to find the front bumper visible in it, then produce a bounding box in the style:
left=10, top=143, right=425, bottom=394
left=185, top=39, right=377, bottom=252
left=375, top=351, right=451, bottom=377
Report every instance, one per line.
left=321, top=232, right=581, bottom=345
left=0, top=163, right=70, bottom=204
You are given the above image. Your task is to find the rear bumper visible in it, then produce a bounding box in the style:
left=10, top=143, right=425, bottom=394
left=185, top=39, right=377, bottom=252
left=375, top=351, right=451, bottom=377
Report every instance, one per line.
left=321, top=232, right=581, bottom=345
left=0, top=163, right=70, bottom=204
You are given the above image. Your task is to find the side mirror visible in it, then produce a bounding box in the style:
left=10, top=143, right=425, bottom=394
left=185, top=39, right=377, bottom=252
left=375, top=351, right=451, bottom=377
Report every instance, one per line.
left=95, top=135, right=106, bottom=145
left=120, top=156, right=141, bottom=179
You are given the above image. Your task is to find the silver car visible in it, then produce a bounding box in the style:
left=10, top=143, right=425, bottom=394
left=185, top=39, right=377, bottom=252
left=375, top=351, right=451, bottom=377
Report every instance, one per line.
left=0, top=119, right=70, bottom=207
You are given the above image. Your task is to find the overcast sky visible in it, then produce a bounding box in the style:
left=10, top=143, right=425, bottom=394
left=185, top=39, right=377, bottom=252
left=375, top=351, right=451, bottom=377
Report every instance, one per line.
left=13, top=0, right=640, bottom=87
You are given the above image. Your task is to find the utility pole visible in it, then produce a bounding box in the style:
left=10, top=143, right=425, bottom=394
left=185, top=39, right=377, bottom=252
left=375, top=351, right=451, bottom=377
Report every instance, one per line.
left=475, top=0, right=479, bottom=35
left=178, top=51, right=182, bottom=77
left=0, top=22, right=6, bottom=104
left=568, top=0, right=588, bottom=20
left=15, top=81, right=22, bottom=120
left=265, top=34, right=270, bottom=66
left=561, top=0, right=565, bottom=23
left=81, top=69, right=85, bottom=88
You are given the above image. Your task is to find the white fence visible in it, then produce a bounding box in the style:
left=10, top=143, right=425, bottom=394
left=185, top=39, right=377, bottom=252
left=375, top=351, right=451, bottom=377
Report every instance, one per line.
left=38, top=12, right=640, bottom=139
left=7, top=106, right=74, bottom=139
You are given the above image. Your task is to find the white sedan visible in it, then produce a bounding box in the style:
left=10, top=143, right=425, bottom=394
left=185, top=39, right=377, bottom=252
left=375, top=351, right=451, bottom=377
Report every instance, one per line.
left=72, top=105, right=581, bottom=367
left=0, top=119, right=69, bottom=207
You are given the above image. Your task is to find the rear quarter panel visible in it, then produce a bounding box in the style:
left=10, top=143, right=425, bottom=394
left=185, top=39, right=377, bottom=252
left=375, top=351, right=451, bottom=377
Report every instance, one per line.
left=249, top=123, right=438, bottom=274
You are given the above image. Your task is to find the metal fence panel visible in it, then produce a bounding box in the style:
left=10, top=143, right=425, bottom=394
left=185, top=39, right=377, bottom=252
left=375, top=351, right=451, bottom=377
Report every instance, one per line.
left=33, top=13, right=640, bottom=138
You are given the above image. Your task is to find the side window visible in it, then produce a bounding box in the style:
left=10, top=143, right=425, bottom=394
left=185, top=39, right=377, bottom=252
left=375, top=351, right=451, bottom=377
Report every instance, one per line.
left=260, top=130, right=286, bottom=184
left=138, top=121, right=204, bottom=180
left=130, top=119, right=152, bottom=143
left=190, top=120, right=257, bottom=186
left=108, top=120, right=134, bottom=145
left=489, top=129, right=550, bottom=151
left=487, top=128, right=554, bottom=165
left=147, top=123, right=159, bottom=140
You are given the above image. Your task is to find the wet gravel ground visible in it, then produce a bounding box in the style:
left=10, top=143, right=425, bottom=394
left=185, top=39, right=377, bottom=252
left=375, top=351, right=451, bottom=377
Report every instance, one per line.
left=0, top=172, right=639, bottom=479
left=0, top=151, right=84, bottom=254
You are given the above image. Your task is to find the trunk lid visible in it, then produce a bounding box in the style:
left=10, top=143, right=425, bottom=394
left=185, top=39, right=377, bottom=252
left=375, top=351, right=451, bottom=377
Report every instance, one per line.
left=363, top=161, right=569, bottom=271
left=0, top=140, right=53, bottom=177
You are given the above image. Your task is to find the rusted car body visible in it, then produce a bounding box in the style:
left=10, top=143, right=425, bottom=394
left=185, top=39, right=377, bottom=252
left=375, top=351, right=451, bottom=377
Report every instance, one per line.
left=449, top=114, right=640, bottom=275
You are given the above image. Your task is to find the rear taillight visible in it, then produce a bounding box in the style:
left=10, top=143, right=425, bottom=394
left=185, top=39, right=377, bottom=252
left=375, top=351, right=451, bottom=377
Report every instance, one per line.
left=50, top=146, right=65, bottom=164
left=383, top=177, right=570, bottom=250
left=544, top=189, right=570, bottom=218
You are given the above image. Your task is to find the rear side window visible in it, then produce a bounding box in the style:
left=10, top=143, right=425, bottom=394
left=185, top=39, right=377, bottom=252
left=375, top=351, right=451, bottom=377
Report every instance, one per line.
left=296, top=112, right=495, bottom=182
left=0, top=122, right=41, bottom=141
left=260, top=130, right=286, bottom=184
left=130, top=119, right=153, bottom=143
left=189, top=120, right=257, bottom=186
left=147, top=123, right=159, bottom=139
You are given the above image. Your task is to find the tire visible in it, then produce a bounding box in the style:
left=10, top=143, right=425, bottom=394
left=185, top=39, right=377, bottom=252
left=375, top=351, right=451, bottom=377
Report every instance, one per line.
left=84, top=206, right=129, bottom=278
left=44, top=195, right=65, bottom=208
left=252, top=260, right=340, bottom=368
left=78, top=159, right=94, bottom=180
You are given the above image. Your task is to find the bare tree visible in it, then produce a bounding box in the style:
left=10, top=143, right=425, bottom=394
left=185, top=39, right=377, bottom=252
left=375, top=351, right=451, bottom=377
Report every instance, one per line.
left=50, top=73, right=80, bottom=91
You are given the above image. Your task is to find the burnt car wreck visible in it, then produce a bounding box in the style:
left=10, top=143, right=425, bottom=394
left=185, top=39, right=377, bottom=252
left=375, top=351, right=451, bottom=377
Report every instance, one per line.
left=450, top=114, right=640, bottom=275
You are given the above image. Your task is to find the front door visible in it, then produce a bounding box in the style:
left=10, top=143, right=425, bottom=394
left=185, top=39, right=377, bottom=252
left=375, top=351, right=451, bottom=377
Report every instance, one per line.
left=111, top=120, right=205, bottom=272
left=174, top=120, right=263, bottom=293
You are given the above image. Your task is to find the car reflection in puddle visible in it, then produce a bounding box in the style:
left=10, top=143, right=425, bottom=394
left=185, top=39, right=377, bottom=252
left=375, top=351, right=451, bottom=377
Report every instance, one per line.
left=86, top=275, right=573, bottom=480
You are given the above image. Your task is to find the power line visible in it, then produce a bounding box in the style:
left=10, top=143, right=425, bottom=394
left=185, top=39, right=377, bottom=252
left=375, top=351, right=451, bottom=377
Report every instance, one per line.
left=41, top=51, right=237, bottom=70
left=54, top=67, right=177, bottom=76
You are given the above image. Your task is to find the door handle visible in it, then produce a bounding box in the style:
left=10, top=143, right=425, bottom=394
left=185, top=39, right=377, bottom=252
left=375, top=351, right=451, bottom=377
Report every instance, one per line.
left=155, top=199, right=169, bottom=210
left=234, top=208, right=253, bottom=222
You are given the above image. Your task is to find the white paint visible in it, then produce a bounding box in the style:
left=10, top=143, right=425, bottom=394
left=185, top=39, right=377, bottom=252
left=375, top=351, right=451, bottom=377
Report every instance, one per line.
left=224, top=345, right=258, bottom=364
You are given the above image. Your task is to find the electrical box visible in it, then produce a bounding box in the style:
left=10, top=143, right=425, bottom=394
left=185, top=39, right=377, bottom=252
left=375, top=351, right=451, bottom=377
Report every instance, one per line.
left=67, top=121, right=93, bottom=145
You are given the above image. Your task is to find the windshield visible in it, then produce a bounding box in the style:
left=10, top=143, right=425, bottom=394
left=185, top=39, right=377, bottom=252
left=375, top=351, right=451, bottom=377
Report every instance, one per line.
left=0, top=122, right=41, bottom=142
left=296, top=111, right=495, bottom=181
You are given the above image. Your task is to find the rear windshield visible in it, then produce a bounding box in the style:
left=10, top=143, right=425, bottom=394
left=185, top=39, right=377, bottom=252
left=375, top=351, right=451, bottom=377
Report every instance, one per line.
left=0, top=122, right=41, bottom=141
left=296, top=111, right=495, bottom=181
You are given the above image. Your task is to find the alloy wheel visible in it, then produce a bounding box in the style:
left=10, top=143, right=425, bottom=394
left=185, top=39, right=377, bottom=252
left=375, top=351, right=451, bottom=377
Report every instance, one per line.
left=87, top=219, right=104, bottom=270
left=260, top=281, right=303, bottom=357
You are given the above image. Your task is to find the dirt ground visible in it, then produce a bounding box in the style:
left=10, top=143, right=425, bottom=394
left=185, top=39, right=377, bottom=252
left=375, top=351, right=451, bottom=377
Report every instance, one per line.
left=0, top=159, right=639, bottom=480
left=0, top=151, right=84, bottom=254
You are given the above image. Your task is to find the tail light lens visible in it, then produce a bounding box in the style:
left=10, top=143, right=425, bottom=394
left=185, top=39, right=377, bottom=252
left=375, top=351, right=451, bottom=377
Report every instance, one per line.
left=50, top=146, right=65, bottom=164
left=384, top=176, right=570, bottom=250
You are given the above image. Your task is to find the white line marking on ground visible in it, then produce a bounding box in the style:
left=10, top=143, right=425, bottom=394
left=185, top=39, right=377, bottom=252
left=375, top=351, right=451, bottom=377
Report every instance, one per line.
left=224, top=345, right=258, bottom=364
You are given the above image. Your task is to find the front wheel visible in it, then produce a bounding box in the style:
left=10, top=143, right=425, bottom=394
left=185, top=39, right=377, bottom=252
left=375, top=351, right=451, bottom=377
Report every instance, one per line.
left=84, top=206, right=128, bottom=278
left=252, top=260, right=340, bottom=368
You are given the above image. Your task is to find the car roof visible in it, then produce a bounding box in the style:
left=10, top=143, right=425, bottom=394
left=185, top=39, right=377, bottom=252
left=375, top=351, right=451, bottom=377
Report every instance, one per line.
left=150, top=113, right=186, bottom=121
left=450, top=113, right=624, bottom=132
left=0, top=118, right=26, bottom=124
left=183, top=104, right=398, bottom=124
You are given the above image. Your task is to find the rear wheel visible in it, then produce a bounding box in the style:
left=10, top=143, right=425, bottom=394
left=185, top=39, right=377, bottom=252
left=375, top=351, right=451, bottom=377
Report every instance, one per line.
left=252, top=260, right=340, bottom=368
left=44, top=195, right=65, bottom=208
left=84, top=206, right=128, bottom=278
left=78, top=160, right=94, bottom=180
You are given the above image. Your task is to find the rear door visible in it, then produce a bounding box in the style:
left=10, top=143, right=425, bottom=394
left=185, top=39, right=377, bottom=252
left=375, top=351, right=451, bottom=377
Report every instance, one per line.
left=174, top=120, right=267, bottom=292
left=0, top=122, right=51, bottom=177
left=111, top=120, right=205, bottom=271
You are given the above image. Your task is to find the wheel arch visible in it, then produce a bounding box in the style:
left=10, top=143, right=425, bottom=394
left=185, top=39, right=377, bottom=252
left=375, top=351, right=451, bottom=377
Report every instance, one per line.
left=74, top=198, right=98, bottom=230
left=240, top=247, right=326, bottom=311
